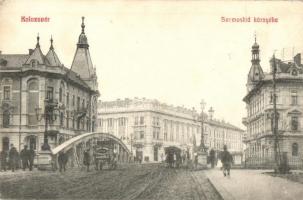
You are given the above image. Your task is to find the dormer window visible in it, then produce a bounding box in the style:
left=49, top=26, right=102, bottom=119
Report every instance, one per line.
left=291, top=69, right=298, bottom=76
left=31, top=60, right=38, bottom=68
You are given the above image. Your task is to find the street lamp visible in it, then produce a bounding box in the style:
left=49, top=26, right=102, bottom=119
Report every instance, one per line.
left=35, top=98, right=65, bottom=151
left=200, top=100, right=206, bottom=152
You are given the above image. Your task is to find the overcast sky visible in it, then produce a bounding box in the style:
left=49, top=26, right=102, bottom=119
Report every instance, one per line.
left=1, top=0, right=303, bottom=128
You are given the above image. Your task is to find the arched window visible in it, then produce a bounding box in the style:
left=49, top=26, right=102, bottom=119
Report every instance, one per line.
left=27, top=79, right=39, bottom=125
left=292, top=143, right=298, bottom=156
left=59, top=82, right=65, bottom=103
left=3, top=110, right=10, bottom=128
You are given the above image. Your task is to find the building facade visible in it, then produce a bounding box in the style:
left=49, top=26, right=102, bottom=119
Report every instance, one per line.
left=243, top=38, right=303, bottom=168
left=0, top=17, right=99, bottom=153
left=98, top=98, right=244, bottom=163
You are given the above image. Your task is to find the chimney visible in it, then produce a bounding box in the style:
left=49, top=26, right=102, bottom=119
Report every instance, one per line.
left=294, top=53, right=301, bottom=65
left=28, top=49, right=34, bottom=55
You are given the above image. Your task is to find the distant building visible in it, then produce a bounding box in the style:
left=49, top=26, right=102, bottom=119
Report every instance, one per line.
left=243, top=37, right=303, bottom=168
left=0, top=17, right=99, bottom=153
left=98, top=98, right=244, bottom=163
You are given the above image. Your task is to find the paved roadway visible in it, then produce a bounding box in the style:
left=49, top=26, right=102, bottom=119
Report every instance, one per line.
left=0, top=164, right=222, bottom=200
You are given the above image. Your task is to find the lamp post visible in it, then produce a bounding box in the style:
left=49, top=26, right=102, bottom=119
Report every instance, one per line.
left=192, top=99, right=208, bottom=170
left=200, top=100, right=206, bottom=152
left=35, top=98, right=65, bottom=151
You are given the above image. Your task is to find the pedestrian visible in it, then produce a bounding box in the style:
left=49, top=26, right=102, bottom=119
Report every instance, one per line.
left=28, top=146, right=35, bottom=171
left=20, top=145, right=29, bottom=171
left=58, top=151, right=68, bottom=172
left=194, top=152, right=198, bottom=170
left=8, top=144, right=19, bottom=172
left=221, top=145, right=233, bottom=177
left=0, top=149, right=8, bottom=171
left=209, top=149, right=216, bottom=168
left=83, top=149, right=90, bottom=172
left=173, top=152, right=177, bottom=168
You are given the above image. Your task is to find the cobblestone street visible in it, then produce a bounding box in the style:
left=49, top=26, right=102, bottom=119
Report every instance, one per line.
left=0, top=164, right=222, bottom=200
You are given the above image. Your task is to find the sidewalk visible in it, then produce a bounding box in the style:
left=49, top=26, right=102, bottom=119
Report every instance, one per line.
left=204, top=168, right=303, bottom=200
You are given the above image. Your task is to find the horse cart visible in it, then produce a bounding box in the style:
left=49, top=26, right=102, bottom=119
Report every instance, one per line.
left=93, top=147, right=117, bottom=170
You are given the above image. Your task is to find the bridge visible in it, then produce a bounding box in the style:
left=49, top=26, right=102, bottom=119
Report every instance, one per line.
left=44, top=132, right=131, bottom=169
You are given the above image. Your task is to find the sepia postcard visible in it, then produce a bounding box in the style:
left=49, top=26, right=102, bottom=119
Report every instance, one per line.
left=0, top=0, right=303, bottom=199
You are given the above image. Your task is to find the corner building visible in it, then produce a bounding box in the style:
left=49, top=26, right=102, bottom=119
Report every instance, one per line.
left=243, top=38, right=303, bottom=168
left=98, top=98, right=244, bottom=163
left=0, top=17, right=99, bottom=154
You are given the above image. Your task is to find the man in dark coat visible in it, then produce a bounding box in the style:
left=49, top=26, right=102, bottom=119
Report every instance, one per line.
left=221, top=145, right=233, bottom=177
left=0, top=150, right=8, bottom=171
left=83, top=149, right=90, bottom=172
left=20, top=145, right=29, bottom=171
left=209, top=149, right=216, bottom=168
left=58, top=151, right=68, bottom=172
left=28, top=146, right=35, bottom=171
left=8, top=144, right=19, bottom=172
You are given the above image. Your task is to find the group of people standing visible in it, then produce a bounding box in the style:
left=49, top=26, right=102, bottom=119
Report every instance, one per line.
left=0, top=144, right=35, bottom=172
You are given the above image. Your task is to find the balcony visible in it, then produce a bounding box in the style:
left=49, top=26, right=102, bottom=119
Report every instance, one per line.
left=242, top=117, right=248, bottom=126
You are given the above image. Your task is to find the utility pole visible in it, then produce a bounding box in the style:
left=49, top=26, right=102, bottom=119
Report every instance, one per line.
left=272, top=54, right=280, bottom=171
left=200, top=100, right=206, bottom=152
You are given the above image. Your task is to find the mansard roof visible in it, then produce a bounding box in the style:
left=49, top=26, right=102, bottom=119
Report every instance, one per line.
left=0, top=54, right=28, bottom=68
left=247, top=63, right=264, bottom=83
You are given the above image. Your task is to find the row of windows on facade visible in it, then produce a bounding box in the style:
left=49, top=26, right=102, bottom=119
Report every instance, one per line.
left=248, top=90, right=299, bottom=117
left=99, top=117, right=242, bottom=142
left=248, top=115, right=300, bottom=136
left=2, top=111, right=95, bottom=131
left=2, top=84, right=88, bottom=111
left=249, top=143, right=299, bottom=157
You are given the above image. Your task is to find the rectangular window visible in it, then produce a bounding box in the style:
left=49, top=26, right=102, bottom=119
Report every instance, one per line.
left=119, top=117, right=126, bottom=126
left=46, top=87, right=53, bottom=100
left=140, top=116, right=144, bottom=125
left=108, top=118, right=113, bottom=127
left=140, top=131, right=144, bottom=139
left=66, top=92, right=70, bottom=107
left=291, top=90, right=298, bottom=105
left=72, top=95, right=75, bottom=107
left=77, top=97, right=80, bottom=111
left=3, top=86, right=10, bottom=100
left=59, top=87, right=63, bottom=102
left=66, top=111, right=69, bottom=128
left=134, top=117, right=138, bottom=125
left=60, top=112, right=64, bottom=127
left=291, top=116, right=299, bottom=131
left=82, top=99, right=85, bottom=109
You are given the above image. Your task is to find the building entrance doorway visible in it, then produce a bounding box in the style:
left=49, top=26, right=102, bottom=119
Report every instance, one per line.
left=154, top=147, right=158, bottom=161
left=136, top=150, right=143, bottom=163
left=2, top=137, right=9, bottom=151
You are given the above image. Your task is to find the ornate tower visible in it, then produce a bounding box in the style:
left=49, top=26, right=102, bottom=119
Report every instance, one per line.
left=45, top=36, right=61, bottom=66
left=71, top=17, right=98, bottom=91
left=247, top=35, right=264, bottom=92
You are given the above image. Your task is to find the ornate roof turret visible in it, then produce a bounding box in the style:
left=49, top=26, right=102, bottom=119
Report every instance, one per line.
left=25, top=34, right=47, bottom=65
left=247, top=35, right=264, bottom=92
left=46, top=36, right=62, bottom=66
left=77, top=17, right=89, bottom=49
left=71, top=17, right=98, bottom=91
